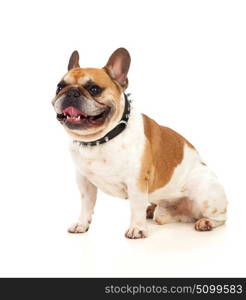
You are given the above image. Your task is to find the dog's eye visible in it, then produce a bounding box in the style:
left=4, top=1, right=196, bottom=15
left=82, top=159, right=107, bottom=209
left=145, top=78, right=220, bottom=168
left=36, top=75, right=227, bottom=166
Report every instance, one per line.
left=87, top=84, right=102, bottom=96
left=56, top=82, right=66, bottom=95
left=56, top=86, right=62, bottom=94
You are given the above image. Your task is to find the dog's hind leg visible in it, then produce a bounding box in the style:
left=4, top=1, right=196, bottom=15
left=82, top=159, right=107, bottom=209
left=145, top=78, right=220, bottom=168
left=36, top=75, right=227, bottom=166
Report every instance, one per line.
left=185, top=165, right=228, bottom=231
left=153, top=201, right=194, bottom=225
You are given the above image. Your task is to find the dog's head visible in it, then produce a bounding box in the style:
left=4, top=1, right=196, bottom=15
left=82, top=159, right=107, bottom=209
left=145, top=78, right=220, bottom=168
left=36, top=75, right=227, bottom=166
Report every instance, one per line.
left=52, top=48, right=131, bottom=141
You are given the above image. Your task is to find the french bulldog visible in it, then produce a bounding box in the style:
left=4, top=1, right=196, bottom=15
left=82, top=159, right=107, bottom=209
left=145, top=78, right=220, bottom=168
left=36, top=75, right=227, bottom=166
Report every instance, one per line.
left=52, top=48, right=227, bottom=238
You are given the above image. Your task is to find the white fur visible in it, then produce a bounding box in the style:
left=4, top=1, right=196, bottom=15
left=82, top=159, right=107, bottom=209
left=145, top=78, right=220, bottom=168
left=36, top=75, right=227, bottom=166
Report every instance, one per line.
left=70, top=107, right=145, bottom=198
left=69, top=105, right=227, bottom=238
left=150, top=144, right=228, bottom=225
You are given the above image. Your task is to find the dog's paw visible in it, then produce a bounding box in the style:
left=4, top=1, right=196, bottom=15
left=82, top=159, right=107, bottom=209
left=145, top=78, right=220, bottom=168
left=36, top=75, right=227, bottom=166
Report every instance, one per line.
left=195, top=218, right=212, bottom=231
left=125, top=225, right=148, bottom=239
left=68, top=222, right=89, bottom=233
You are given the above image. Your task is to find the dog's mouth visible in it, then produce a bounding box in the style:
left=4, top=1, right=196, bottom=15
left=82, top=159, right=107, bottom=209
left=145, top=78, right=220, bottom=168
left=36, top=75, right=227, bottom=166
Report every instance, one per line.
left=56, top=106, right=111, bottom=126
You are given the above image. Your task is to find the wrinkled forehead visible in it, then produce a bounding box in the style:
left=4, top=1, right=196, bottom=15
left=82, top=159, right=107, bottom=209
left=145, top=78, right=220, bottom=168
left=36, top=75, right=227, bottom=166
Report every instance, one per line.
left=63, top=68, right=115, bottom=88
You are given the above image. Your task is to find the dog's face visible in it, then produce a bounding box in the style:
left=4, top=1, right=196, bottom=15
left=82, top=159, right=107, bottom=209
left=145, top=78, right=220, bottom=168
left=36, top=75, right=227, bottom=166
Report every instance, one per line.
left=52, top=48, right=131, bottom=141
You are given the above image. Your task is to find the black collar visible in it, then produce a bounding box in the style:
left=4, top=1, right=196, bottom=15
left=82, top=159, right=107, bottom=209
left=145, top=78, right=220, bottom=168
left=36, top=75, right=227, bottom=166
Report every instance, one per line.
left=73, top=93, right=131, bottom=147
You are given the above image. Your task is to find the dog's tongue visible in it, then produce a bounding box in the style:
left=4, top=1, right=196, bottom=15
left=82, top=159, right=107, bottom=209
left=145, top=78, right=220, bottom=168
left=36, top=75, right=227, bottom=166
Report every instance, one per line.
left=63, top=106, right=83, bottom=117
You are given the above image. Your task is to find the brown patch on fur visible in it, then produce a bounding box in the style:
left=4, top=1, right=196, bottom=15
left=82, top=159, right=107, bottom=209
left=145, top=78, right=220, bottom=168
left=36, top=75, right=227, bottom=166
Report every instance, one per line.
left=201, top=162, right=207, bottom=166
left=53, top=67, right=123, bottom=104
left=146, top=203, right=157, bottom=219
left=212, top=208, right=217, bottom=214
left=203, top=200, right=209, bottom=209
left=65, top=68, right=123, bottom=98
left=139, top=114, right=195, bottom=193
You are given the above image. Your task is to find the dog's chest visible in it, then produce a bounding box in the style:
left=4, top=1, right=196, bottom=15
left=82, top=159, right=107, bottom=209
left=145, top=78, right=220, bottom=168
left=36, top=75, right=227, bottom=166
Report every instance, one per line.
left=69, top=112, right=145, bottom=198
left=70, top=141, right=138, bottom=199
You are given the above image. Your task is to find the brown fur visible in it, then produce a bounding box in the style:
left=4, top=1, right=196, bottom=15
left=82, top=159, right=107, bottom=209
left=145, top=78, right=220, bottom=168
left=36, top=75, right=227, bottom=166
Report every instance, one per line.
left=68, top=51, right=80, bottom=70
left=138, top=114, right=194, bottom=193
left=104, top=48, right=130, bottom=88
left=146, top=203, right=157, bottom=219
left=65, top=68, right=122, bottom=98
left=54, top=68, right=123, bottom=103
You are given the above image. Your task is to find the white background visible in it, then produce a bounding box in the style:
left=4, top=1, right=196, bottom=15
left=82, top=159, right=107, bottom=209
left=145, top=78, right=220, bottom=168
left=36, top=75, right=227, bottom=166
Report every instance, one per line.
left=0, top=0, right=246, bottom=277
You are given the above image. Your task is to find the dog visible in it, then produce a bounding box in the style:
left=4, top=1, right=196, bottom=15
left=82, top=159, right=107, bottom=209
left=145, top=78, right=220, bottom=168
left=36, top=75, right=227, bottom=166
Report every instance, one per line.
left=52, top=48, right=227, bottom=238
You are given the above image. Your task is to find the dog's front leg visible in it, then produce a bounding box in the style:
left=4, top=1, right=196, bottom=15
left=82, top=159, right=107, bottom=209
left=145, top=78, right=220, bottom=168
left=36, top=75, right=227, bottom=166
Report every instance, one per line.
left=68, top=172, right=97, bottom=233
left=125, top=187, right=149, bottom=239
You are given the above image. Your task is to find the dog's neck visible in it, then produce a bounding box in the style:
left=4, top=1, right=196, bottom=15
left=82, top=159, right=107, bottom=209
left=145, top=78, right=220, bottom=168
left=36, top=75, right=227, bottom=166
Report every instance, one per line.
left=73, top=93, right=132, bottom=147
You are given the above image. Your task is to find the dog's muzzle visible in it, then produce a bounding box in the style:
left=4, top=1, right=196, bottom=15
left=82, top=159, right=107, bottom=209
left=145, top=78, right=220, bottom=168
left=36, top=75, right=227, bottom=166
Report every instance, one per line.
left=55, top=88, right=111, bottom=129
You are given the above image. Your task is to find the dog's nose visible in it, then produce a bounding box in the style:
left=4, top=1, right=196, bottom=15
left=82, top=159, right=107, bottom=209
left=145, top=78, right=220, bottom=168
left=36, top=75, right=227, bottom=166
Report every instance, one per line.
left=67, top=88, right=80, bottom=98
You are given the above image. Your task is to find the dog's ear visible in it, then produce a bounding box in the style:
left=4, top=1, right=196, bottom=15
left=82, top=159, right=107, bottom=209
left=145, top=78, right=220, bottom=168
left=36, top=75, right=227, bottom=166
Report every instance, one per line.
left=104, top=48, right=131, bottom=87
left=68, top=50, right=80, bottom=71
